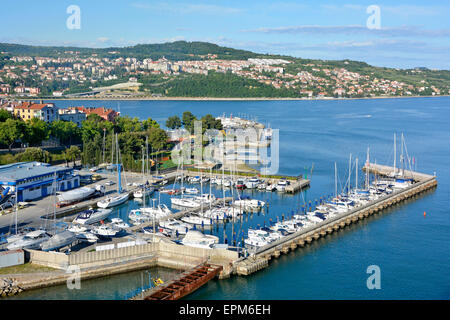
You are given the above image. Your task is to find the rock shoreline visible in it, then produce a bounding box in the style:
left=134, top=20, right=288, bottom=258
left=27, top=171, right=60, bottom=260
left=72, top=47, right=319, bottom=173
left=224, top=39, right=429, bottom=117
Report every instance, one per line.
left=0, top=278, right=23, bottom=297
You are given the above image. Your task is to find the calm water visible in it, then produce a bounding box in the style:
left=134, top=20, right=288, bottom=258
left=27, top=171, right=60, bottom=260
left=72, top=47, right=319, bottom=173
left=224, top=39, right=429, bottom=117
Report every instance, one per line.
left=29, top=97, right=449, bottom=299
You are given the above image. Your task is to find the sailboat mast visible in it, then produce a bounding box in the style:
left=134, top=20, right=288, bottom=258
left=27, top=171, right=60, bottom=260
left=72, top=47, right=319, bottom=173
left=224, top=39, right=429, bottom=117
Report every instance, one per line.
left=355, top=158, right=358, bottom=191
left=393, top=132, right=397, bottom=176
left=401, top=133, right=405, bottom=177
left=366, top=147, right=370, bottom=189
left=334, top=162, right=337, bottom=198
left=348, top=153, right=352, bottom=195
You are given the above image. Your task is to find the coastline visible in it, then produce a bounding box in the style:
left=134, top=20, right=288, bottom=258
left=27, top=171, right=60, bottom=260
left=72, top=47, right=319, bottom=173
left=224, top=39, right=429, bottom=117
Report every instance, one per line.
left=10, top=94, right=449, bottom=102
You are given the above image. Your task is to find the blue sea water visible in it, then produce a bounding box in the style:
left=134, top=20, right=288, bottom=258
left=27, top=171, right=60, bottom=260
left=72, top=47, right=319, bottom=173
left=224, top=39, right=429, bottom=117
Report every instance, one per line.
left=20, top=97, right=448, bottom=300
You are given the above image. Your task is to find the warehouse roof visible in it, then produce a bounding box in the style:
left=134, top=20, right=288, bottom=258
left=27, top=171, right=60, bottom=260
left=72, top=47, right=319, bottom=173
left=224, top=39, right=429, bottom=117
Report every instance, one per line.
left=0, top=162, right=70, bottom=184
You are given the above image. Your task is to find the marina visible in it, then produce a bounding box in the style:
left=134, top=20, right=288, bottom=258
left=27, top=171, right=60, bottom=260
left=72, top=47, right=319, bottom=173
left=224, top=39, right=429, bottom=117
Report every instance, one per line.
left=0, top=97, right=448, bottom=300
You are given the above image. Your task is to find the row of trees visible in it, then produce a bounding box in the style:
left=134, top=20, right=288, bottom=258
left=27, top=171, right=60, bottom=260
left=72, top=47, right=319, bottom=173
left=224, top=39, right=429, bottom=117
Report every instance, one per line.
left=81, top=114, right=170, bottom=171
left=0, top=110, right=81, bottom=151
left=166, top=111, right=223, bottom=133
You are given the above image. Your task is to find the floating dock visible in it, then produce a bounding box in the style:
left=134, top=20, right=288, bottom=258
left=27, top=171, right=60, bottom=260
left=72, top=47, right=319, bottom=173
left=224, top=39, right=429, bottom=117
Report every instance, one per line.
left=137, top=263, right=223, bottom=300
left=234, top=164, right=437, bottom=275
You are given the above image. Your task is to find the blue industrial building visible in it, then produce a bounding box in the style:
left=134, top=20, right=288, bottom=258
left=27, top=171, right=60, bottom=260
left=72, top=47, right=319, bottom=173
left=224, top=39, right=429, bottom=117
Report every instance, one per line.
left=0, top=162, right=80, bottom=202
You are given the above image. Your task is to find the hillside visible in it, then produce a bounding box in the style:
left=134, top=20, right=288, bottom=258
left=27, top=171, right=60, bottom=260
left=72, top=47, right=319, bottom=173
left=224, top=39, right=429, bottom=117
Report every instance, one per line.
left=0, top=41, right=449, bottom=98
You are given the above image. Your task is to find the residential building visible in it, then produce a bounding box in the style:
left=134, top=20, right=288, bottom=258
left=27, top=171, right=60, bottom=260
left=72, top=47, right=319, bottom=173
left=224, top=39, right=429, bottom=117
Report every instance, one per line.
left=13, top=102, right=58, bottom=122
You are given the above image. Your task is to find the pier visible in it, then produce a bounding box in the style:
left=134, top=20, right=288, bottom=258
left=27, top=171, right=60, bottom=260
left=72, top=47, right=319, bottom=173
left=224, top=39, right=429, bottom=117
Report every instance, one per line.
left=234, top=164, right=437, bottom=276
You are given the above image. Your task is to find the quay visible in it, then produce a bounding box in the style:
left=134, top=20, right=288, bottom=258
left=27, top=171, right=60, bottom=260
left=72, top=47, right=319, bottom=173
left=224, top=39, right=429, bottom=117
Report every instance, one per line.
left=184, top=169, right=310, bottom=194
left=234, top=164, right=437, bottom=275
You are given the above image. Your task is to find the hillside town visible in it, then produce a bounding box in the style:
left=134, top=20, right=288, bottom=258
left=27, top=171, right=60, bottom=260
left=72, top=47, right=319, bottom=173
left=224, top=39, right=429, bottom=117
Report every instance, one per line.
left=0, top=51, right=445, bottom=99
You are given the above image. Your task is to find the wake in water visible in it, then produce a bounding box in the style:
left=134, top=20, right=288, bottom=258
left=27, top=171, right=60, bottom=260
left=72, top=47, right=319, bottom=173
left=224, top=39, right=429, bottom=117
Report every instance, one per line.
left=334, top=114, right=373, bottom=119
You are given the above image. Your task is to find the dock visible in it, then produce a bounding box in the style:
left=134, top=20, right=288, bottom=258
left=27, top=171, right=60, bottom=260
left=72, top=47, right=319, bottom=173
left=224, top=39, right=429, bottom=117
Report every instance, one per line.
left=134, top=263, right=223, bottom=300
left=235, top=163, right=437, bottom=275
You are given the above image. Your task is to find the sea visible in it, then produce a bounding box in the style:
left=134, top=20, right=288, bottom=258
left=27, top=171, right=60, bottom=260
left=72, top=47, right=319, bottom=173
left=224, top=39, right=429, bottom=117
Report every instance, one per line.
left=8, top=97, right=450, bottom=300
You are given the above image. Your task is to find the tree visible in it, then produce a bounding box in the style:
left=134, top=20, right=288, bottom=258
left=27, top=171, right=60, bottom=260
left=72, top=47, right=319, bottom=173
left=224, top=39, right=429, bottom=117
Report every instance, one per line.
left=201, top=114, right=223, bottom=131
left=0, top=110, right=12, bottom=122
left=65, top=145, right=81, bottom=167
left=24, top=118, right=49, bottom=146
left=15, top=147, right=50, bottom=163
left=142, top=117, right=160, bottom=130
left=0, top=119, right=26, bottom=151
left=182, top=111, right=197, bottom=134
left=166, top=115, right=182, bottom=130
left=148, top=127, right=168, bottom=151
left=50, top=120, right=81, bottom=146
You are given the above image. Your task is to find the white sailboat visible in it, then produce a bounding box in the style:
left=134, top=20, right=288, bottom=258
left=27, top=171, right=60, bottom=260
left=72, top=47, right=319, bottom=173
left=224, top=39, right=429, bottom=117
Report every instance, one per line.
left=97, top=133, right=130, bottom=208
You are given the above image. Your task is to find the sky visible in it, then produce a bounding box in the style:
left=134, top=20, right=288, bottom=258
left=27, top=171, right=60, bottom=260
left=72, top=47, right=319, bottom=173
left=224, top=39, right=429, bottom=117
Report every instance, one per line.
left=1, top=0, right=449, bottom=69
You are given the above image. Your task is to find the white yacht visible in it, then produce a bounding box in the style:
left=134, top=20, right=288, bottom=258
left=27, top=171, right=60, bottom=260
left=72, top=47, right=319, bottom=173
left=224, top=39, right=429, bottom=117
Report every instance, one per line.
left=40, top=230, right=77, bottom=252
left=7, top=230, right=50, bottom=250
left=245, top=177, right=260, bottom=189
left=181, top=230, right=219, bottom=249
left=76, top=232, right=98, bottom=243
left=133, top=186, right=155, bottom=198
left=73, top=208, right=112, bottom=225
left=159, top=219, right=192, bottom=235
left=171, top=197, right=201, bottom=208
left=181, top=215, right=213, bottom=226
left=276, top=179, right=288, bottom=192
left=91, top=225, right=122, bottom=239
left=97, top=192, right=129, bottom=208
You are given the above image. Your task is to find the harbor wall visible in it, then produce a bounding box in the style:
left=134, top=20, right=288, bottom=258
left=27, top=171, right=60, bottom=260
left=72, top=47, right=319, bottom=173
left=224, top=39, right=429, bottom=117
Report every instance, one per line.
left=235, top=174, right=438, bottom=276
left=27, top=240, right=238, bottom=272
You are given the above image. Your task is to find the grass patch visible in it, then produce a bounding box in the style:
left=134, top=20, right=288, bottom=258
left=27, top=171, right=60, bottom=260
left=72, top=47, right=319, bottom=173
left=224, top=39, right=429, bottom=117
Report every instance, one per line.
left=0, top=263, right=57, bottom=275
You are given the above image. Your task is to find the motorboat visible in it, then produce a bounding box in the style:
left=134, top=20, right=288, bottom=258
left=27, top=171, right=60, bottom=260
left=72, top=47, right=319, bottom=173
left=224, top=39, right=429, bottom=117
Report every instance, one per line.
left=40, top=230, right=77, bottom=252
left=257, top=183, right=267, bottom=190
left=180, top=215, right=213, bottom=227
left=235, top=179, right=246, bottom=189
left=133, top=186, right=155, bottom=198
left=76, top=232, right=98, bottom=243
left=91, top=225, right=122, bottom=239
left=73, top=208, right=112, bottom=225
left=232, top=197, right=265, bottom=210
left=244, top=236, right=269, bottom=248
left=266, top=184, right=277, bottom=192
left=181, top=230, right=219, bottom=249
left=171, top=197, right=201, bottom=208
left=7, top=230, right=50, bottom=250
left=110, top=218, right=130, bottom=229
left=159, top=219, right=192, bottom=235
left=97, top=192, right=129, bottom=208
left=184, top=188, right=199, bottom=194
left=276, top=179, right=288, bottom=192
left=245, top=177, right=260, bottom=189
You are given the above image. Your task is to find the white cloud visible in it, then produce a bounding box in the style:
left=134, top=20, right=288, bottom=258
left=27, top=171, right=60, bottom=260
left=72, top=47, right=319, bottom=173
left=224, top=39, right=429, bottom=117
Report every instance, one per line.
left=242, top=25, right=450, bottom=38
left=97, top=37, right=110, bottom=43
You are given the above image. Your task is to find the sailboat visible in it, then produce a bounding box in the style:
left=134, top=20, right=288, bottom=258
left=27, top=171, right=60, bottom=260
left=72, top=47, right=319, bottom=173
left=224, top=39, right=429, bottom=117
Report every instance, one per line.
left=133, top=138, right=155, bottom=198
left=97, top=134, right=130, bottom=208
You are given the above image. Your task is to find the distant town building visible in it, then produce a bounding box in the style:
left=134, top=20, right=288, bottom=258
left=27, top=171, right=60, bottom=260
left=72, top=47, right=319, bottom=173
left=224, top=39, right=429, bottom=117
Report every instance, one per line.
left=58, top=107, right=87, bottom=126
left=74, top=106, right=119, bottom=122
left=13, top=102, right=58, bottom=122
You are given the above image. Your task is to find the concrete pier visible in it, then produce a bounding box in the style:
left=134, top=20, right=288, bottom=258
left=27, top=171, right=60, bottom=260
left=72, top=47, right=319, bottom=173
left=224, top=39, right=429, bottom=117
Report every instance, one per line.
left=235, top=165, right=437, bottom=276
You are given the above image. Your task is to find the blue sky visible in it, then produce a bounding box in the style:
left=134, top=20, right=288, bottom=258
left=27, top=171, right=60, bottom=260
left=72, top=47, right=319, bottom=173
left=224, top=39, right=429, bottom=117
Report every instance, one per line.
left=1, top=0, right=449, bottom=69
